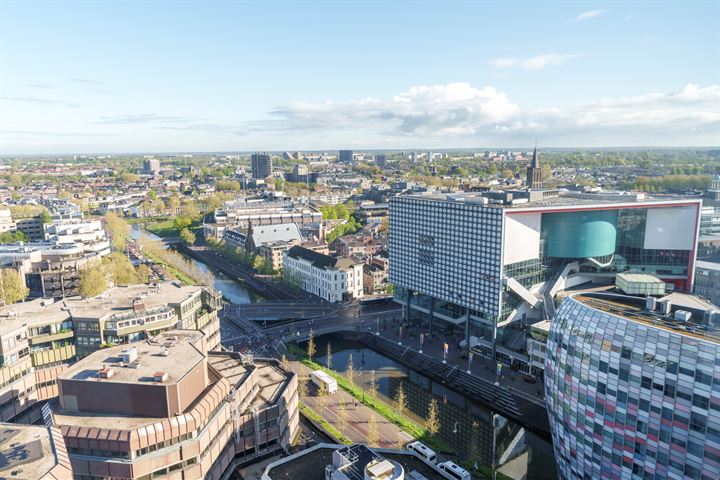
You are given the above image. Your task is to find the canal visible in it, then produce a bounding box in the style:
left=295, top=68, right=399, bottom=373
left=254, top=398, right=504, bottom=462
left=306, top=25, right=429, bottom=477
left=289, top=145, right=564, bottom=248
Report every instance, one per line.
left=131, top=225, right=259, bottom=305
left=310, top=334, right=557, bottom=480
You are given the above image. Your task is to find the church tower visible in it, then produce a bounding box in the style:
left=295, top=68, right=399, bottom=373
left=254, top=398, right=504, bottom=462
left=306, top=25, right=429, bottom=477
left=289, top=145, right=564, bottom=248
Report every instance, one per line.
left=526, top=145, right=543, bottom=189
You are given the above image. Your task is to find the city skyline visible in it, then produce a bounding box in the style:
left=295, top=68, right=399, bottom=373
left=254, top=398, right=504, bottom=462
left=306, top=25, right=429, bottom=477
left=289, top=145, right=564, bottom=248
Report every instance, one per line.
left=1, top=1, right=719, bottom=154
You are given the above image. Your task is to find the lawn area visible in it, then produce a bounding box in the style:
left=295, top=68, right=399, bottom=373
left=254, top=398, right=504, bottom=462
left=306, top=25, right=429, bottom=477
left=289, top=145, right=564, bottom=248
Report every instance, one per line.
left=144, top=219, right=180, bottom=237
left=299, top=402, right=352, bottom=445
left=287, top=344, right=451, bottom=454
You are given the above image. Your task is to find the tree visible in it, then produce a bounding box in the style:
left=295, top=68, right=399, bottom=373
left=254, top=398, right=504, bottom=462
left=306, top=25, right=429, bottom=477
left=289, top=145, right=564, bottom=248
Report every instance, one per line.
left=136, top=264, right=152, bottom=283
left=396, top=432, right=405, bottom=450
left=179, top=228, right=196, bottom=245
left=368, top=370, right=378, bottom=399
left=148, top=190, right=158, bottom=201
left=326, top=342, right=333, bottom=370
left=469, top=420, right=482, bottom=466
left=174, top=215, right=192, bottom=231
left=367, top=413, right=379, bottom=448
left=317, top=381, right=328, bottom=413
left=346, top=353, right=355, bottom=384
left=394, top=381, right=408, bottom=416
left=337, top=401, right=349, bottom=436
left=104, top=212, right=130, bottom=251
left=0, top=269, right=28, bottom=304
left=307, top=329, right=316, bottom=361
left=281, top=354, right=290, bottom=372
left=167, top=194, right=181, bottom=211
left=79, top=267, right=108, bottom=298
left=0, top=231, right=28, bottom=244
left=103, top=252, right=138, bottom=285
left=297, top=375, right=308, bottom=398
left=425, top=398, right=440, bottom=437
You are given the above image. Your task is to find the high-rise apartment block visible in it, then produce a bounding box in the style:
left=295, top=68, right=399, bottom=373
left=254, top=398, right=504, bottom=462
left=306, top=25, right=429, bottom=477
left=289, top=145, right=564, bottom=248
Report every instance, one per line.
left=338, top=150, right=353, bottom=163
left=545, top=292, right=720, bottom=480
left=143, top=158, right=160, bottom=175
left=251, top=152, right=273, bottom=179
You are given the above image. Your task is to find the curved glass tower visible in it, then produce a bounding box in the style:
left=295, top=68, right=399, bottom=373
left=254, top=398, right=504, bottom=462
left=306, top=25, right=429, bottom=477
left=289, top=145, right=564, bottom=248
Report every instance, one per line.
left=545, top=293, right=720, bottom=480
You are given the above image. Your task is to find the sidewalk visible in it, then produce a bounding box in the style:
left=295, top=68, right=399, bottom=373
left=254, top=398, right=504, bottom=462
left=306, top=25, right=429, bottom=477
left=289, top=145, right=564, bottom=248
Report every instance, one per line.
left=292, top=360, right=414, bottom=449
left=361, top=319, right=546, bottom=403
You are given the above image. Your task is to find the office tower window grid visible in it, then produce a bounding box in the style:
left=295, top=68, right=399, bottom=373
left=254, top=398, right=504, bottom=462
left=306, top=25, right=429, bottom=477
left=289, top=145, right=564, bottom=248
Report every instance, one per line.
left=389, top=197, right=503, bottom=317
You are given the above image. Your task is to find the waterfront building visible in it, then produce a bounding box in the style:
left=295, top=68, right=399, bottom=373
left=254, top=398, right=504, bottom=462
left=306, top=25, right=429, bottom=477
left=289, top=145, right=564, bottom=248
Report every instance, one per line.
left=0, top=423, right=73, bottom=479
left=389, top=165, right=703, bottom=373
left=48, top=329, right=299, bottom=480
left=251, top=152, right=273, bottom=179
left=204, top=199, right=322, bottom=240
left=695, top=260, right=720, bottom=305
left=283, top=246, right=364, bottom=302
left=0, top=282, right=222, bottom=424
left=545, top=292, right=720, bottom=480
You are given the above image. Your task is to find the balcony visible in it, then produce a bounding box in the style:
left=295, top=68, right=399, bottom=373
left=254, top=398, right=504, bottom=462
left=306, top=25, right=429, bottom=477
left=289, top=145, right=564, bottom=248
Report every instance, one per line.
left=29, top=329, right=74, bottom=346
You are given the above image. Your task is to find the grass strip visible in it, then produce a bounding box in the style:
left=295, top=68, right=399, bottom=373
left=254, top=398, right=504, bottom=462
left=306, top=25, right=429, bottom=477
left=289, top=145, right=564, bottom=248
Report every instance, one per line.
left=299, top=402, right=352, bottom=445
left=287, top=344, right=452, bottom=454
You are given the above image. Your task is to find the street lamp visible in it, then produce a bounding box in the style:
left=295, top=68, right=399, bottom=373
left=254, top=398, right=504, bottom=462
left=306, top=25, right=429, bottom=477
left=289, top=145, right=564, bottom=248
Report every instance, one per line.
left=452, top=421, right=460, bottom=463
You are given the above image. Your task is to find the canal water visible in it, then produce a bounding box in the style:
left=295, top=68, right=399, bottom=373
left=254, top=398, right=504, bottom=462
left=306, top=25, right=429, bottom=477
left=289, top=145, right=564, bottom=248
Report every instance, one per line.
left=131, top=225, right=257, bottom=305
left=311, top=334, right=558, bottom=480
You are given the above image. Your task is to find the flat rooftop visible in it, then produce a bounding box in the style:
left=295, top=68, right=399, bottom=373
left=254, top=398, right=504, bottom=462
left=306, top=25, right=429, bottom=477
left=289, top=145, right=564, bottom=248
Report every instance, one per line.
left=574, top=293, right=720, bottom=345
left=208, top=353, right=289, bottom=409
left=0, top=281, right=205, bottom=333
left=68, top=282, right=203, bottom=319
left=398, top=191, right=699, bottom=211
left=59, top=330, right=205, bottom=385
left=0, top=424, right=59, bottom=480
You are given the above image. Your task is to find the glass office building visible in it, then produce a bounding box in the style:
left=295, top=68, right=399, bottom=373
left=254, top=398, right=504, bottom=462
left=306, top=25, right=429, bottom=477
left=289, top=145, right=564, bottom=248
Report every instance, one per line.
left=545, top=293, right=720, bottom=480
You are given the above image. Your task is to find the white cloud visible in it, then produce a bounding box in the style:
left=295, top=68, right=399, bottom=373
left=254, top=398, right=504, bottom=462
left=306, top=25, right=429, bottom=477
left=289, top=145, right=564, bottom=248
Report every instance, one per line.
left=267, top=83, right=520, bottom=137
left=263, top=83, right=720, bottom=145
left=489, top=54, right=581, bottom=71
left=572, top=9, right=606, bottom=22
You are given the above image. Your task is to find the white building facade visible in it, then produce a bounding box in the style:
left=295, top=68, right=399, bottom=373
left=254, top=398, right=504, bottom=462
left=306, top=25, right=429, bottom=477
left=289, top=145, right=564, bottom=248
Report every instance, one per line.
left=283, top=246, right=363, bottom=302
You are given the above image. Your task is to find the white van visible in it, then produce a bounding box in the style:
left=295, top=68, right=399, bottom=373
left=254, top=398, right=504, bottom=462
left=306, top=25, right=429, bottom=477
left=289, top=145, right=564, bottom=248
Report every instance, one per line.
left=438, top=461, right=471, bottom=480
left=405, top=441, right=436, bottom=463
left=310, top=370, right=337, bottom=394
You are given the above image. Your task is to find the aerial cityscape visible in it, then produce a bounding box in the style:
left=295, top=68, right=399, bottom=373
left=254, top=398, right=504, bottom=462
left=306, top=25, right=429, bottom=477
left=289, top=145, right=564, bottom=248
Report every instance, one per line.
left=0, top=1, right=719, bottom=480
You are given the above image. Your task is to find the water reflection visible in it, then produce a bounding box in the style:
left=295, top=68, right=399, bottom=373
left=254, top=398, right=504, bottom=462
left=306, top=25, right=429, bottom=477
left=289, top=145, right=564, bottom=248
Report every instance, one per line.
left=130, top=225, right=257, bottom=305
left=312, top=334, right=557, bottom=480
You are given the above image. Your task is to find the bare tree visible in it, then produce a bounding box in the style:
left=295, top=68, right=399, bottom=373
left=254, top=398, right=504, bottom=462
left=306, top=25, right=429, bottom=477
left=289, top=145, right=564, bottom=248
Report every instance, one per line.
left=337, top=400, right=349, bottom=436
left=346, top=353, right=355, bottom=384
left=426, top=398, right=440, bottom=437
left=280, top=354, right=289, bottom=372
left=317, top=381, right=328, bottom=414
left=367, top=413, right=379, bottom=448
left=368, top=370, right=378, bottom=399
left=326, top=341, right=333, bottom=370
left=307, top=329, right=316, bottom=362
left=393, top=381, right=408, bottom=415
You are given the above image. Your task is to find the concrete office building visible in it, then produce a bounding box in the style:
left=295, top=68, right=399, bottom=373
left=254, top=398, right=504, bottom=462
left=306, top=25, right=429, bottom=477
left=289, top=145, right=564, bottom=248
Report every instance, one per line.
left=283, top=246, right=364, bottom=302
left=695, top=260, right=720, bottom=306
left=251, top=152, right=273, bottom=179
left=0, top=423, right=73, bottom=479
left=0, top=282, right=222, bottom=424
left=48, top=329, right=299, bottom=480
left=338, top=150, right=353, bottom=163
left=545, top=292, right=720, bottom=480
left=389, top=183, right=702, bottom=372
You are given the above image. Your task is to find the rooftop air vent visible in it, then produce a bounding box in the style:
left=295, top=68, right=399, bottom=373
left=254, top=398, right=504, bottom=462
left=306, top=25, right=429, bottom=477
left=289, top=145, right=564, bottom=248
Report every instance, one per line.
left=154, top=371, right=169, bottom=383
left=121, top=347, right=138, bottom=364
left=98, top=367, right=115, bottom=379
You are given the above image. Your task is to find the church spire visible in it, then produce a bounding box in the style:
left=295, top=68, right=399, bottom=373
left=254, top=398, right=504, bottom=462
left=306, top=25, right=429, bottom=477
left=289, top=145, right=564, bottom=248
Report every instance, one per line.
left=531, top=142, right=539, bottom=168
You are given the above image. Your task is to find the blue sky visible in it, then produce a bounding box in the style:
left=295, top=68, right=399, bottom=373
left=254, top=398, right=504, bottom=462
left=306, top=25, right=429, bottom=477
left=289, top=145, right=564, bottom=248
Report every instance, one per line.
left=1, top=1, right=718, bottom=154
